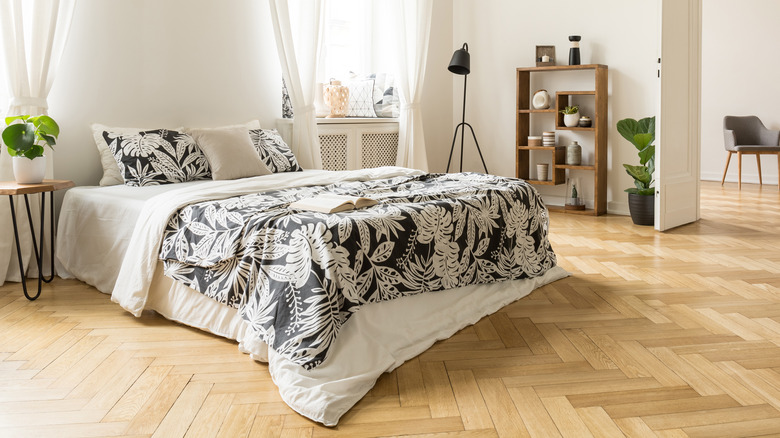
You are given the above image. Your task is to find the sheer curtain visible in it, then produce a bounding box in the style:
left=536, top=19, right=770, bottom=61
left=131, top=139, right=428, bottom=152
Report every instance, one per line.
left=0, top=0, right=76, bottom=284
left=268, top=0, right=324, bottom=170
left=393, top=0, right=432, bottom=171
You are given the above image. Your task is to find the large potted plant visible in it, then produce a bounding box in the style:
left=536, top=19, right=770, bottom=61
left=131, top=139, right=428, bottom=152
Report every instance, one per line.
left=1, top=115, right=60, bottom=184
left=617, top=116, right=655, bottom=226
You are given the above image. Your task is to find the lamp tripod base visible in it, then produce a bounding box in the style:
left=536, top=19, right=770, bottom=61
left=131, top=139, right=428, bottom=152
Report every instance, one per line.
left=446, top=122, right=489, bottom=174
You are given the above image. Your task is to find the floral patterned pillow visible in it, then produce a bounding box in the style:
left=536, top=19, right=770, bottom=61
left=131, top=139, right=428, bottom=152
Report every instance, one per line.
left=249, top=128, right=303, bottom=173
left=102, top=129, right=211, bottom=186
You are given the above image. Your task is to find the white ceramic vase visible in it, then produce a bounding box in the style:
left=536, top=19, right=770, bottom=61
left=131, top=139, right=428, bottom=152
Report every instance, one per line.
left=563, top=112, right=580, bottom=128
left=13, top=156, right=46, bottom=184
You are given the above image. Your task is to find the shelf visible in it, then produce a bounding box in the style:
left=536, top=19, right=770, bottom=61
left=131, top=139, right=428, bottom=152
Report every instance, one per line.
left=547, top=205, right=598, bottom=215
left=518, top=109, right=556, bottom=114
left=516, top=63, right=608, bottom=215
left=554, top=164, right=595, bottom=170
left=558, top=90, right=595, bottom=96
left=516, top=64, right=607, bottom=73
left=556, top=126, right=595, bottom=131
left=526, top=179, right=564, bottom=186
left=517, top=145, right=563, bottom=151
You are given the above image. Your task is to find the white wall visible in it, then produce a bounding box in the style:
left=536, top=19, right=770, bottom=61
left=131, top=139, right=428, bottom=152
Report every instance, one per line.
left=46, top=0, right=453, bottom=185
left=48, top=0, right=281, bottom=186
left=701, top=0, right=780, bottom=186
left=448, top=0, right=660, bottom=214
left=422, top=0, right=453, bottom=172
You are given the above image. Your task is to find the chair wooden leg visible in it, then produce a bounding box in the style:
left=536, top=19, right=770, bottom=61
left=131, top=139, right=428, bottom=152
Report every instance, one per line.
left=777, top=152, right=780, bottom=189
left=757, top=154, right=763, bottom=185
left=738, top=152, right=742, bottom=189
left=722, top=152, right=732, bottom=185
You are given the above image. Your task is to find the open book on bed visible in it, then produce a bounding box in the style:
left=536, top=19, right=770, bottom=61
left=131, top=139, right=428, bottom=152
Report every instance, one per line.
left=289, top=194, right=378, bottom=213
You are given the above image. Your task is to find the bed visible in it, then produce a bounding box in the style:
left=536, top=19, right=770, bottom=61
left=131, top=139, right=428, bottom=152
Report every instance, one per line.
left=57, top=124, right=567, bottom=426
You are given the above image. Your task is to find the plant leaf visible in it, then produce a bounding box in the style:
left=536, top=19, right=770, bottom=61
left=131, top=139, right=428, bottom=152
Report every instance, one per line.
left=638, top=144, right=655, bottom=166
left=34, top=115, right=60, bottom=138
left=2, top=122, right=35, bottom=152
left=39, top=133, right=56, bottom=147
left=638, top=116, right=655, bottom=143
left=623, top=164, right=652, bottom=186
left=617, top=118, right=639, bottom=144
left=4, top=115, right=29, bottom=125
left=22, top=145, right=44, bottom=159
left=637, top=188, right=655, bottom=196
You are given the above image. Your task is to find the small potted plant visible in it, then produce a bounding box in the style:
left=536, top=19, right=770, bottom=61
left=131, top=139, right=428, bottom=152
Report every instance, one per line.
left=1, top=115, right=60, bottom=184
left=565, top=178, right=585, bottom=210
left=617, top=116, right=655, bottom=226
left=560, top=105, right=580, bottom=127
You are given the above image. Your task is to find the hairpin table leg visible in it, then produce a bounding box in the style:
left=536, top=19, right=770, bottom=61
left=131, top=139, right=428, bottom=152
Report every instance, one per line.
left=7, top=193, right=48, bottom=301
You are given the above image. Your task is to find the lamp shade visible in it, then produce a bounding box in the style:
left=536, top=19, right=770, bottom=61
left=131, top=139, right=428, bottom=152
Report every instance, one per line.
left=448, top=43, right=470, bottom=75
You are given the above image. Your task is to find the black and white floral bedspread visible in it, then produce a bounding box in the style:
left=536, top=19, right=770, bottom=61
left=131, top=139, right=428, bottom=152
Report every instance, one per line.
left=159, top=173, right=557, bottom=369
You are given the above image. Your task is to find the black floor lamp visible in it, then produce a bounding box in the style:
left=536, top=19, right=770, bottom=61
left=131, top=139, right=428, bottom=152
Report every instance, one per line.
left=446, top=43, right=488, bottom=174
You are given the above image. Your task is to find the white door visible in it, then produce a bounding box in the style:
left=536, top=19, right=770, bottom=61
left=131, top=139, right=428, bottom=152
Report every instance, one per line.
left=656, top=0, right=701, bottom=231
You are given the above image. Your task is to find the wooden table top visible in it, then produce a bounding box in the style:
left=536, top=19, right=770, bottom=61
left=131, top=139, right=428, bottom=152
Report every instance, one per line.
left=0, top=179, right=75, bottom=196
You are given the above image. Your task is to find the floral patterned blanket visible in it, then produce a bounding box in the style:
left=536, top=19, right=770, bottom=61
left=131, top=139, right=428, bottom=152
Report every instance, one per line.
left=159, top=172, right=557, bottom=369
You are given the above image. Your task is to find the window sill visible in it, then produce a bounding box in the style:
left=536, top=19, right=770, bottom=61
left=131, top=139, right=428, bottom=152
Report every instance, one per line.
left=278, top=117, right=399, bottom=125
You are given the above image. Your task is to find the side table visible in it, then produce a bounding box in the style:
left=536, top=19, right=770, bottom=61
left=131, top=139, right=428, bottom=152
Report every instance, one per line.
left=0, top=179, right=75, bottom=300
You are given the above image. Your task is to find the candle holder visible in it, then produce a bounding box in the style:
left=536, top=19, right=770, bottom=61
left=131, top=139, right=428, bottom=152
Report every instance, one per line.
left=323, top=79, right=349, bottom=118
left=535, top=45, right=555, bottom=67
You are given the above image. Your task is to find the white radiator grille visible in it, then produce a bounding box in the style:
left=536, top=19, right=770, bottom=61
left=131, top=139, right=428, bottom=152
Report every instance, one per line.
left=319, top=134, right=348, bottom=171
left=361, top=133, right=398, bottom=168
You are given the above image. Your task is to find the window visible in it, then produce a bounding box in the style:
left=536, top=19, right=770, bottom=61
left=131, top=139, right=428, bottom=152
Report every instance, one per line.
left=318, top=0, right=396, bottom=82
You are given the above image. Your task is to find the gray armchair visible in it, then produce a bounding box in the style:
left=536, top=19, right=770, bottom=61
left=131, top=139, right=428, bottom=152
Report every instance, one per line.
left=722, top=115, right=780, bottom=189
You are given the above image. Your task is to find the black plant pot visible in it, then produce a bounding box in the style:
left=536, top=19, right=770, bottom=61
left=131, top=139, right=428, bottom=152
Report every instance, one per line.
left=627, top=193, right=654, bottom=226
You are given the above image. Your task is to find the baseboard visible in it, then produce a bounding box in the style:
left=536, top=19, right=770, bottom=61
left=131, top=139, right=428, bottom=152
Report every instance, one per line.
left=607, top=201, right=629, bottom=216
left=702, top=170, right=779, bottom=185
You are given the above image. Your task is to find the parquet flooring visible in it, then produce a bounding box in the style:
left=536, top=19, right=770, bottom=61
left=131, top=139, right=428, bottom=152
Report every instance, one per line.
left=2, top=180, right=780, bottom=437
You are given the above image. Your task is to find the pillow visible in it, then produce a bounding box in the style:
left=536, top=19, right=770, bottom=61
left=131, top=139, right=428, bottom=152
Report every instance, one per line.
left=189, top=126, right=270, bottom=180
left=92, top=124, right=181, bottom=186
left=249, top=128, right=302, bottom=173
left=183, top=120, right=261, bottom=133
left=102, top=129, right=211, bottom=187
left=345, top=79, right=377, bottom=118
left=372, top=74, right=400, bottom=118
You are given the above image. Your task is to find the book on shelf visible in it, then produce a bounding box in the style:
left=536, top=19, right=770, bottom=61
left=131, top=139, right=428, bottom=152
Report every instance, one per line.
left=289, top=194, right=378, bottom=213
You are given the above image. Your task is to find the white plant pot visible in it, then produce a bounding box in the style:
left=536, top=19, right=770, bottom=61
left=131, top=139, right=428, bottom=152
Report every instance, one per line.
left=563, top=112, right=580, bottom=128
left=13, top=156, right=46, bottom=184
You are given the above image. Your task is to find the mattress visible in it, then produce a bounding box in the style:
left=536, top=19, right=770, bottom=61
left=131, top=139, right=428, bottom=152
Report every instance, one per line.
left=56, top=179, right=213, bottom=293
left=56, top=168, right=568, bottom=426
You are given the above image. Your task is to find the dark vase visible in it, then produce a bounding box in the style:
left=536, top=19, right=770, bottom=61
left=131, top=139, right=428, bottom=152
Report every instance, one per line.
left=568, top=35, right=581, bottom=65
left=628, top=193, right=654, bottom=226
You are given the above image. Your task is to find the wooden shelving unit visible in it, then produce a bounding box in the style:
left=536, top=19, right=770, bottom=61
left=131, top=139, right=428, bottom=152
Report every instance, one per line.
left=515, top=64, right=608, bottom=215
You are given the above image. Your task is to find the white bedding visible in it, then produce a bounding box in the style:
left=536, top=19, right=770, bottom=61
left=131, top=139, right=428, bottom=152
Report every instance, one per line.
left=56, top=179, right=213, bottom=293
left=57, top=167, right=567, bottom=426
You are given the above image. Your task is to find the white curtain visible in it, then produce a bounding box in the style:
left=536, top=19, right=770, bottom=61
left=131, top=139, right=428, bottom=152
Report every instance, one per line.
left=269, top=0, right=324, bottom=170
left=0, top=0, right=76, bottom=284
left=393, top=0, right=432, bottom=171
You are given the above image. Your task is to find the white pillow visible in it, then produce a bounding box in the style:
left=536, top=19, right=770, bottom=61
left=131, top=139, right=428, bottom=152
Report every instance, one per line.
left=345, top=79, right=377, bottom=118
left=91, top=124, right=181, bottom=186
left=189, top=125, right=270, bottom=180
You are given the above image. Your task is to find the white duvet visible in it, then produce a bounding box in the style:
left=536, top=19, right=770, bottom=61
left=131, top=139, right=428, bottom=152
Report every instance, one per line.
left=107, top=166, right=568, bottom=426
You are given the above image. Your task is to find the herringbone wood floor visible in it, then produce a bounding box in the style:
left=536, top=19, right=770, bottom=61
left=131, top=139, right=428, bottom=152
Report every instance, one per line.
left=3, top=181, right=780, bottom=437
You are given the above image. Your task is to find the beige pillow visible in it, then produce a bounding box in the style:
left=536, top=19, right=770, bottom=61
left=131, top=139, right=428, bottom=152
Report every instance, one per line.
left=92, top=124, right=184, bottom=186
left=183, top=120, right=261, bottom=133
left=189, top=126, right=270, bottom=180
